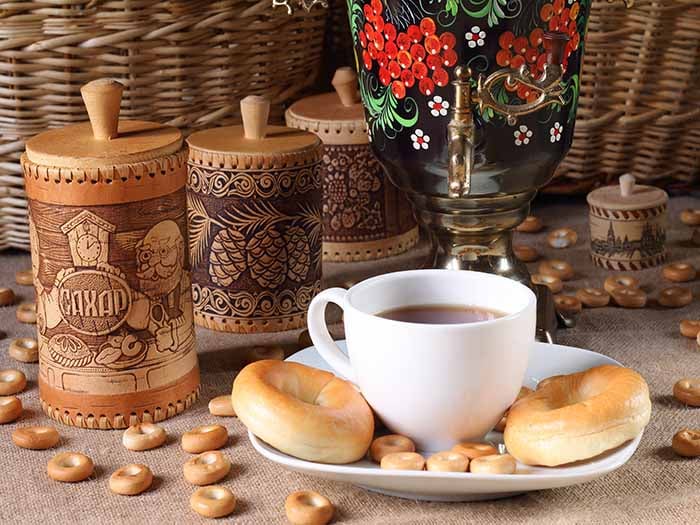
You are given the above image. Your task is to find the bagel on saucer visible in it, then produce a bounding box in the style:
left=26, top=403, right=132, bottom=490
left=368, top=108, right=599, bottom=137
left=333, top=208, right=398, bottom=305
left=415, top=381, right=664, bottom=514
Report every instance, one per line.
left=504, top=365, right=651, bottom=466
left=232, top=360, right=374, bottom=464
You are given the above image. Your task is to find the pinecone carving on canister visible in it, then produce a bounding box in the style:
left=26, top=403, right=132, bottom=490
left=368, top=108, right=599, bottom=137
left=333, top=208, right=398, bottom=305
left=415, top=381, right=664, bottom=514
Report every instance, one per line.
left=186, top=96, right=323, bottom=333
left=285, top=226, right=311, bottom=283
left=209, top=228, right=247, bottom=287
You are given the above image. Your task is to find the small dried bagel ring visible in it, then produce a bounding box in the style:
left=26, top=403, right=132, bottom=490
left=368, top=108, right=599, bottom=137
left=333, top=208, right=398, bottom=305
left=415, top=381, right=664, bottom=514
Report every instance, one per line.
left=0, top=369, right=26, bottom=395
left=663, top=263, right=696, bottom=283
left=190, top=485, right=236, bottom=519
left=610, top=287, right=647, bottom=308
left=554, top=295, right=582, bottom=315
left=122, top=423, right=167, bottom=451
left=538, top=260, right=574, bottom=281
left=285, top=490, right=334, bottom=525
left=658, top=286, right=693, bottom=308
left=469, top=453, right=516, bottom=475
left=452, top=441, right=498, bottom=460
left=208, top=395, right=236, bottom=417
left=426, top=451, right=469, bottom=472
left=15, top=269, right=33, bottom=286
left=9, top=338, right=38, bottom=363
left=182, top=424, right=228, bottom=454
left=575, top=288, right=610, bottom=308
left=16, top=302, right=36, bottom=324
left=547, top=228, right=577, bottom=249
left=513, top=244, right=539, bottom=263
left=0, top=396, right=22, bottom=424
left=12, top=426, right=60, bottom=449
left=604, top=275, right=640, bottom=294
left=246, top=345, right=285, bottom=362
left=0, top=288, right=16, bottom=306
left=47, top=452, right=94, bottom=483
left=672, top=429, right=700, bottom=457
left=370, top=434, right=415, bottom=463
left=380, top=451, right=425, bottom=471
left=680, top=320, right=700, bottom=339
left=183, top=451, right=231, bottom=486
left=495, top=386, right=534, bottom=432
left=516, top=216, right=543, bottom=233
left=673, top=378, right=700, bottom=407
left=109, top=464, right=153, bottom=496
left=680, top=209, right=700, bottom=227
left=531, top=274, right=563, bottom=294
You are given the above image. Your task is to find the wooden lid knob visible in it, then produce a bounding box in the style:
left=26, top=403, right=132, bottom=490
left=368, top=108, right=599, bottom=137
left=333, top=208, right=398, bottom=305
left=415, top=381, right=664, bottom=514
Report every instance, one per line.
left=80, top=79, right=124, bottom=141
left=241, top=95, right=270, bottom=140
left=332, top=67, right=361, bottom=107
left=619, top=173, right=636, bottom=197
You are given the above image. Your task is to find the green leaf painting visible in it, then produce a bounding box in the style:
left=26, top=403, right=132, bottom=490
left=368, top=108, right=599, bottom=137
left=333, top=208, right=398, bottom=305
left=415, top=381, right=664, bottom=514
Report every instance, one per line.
left=461, top=0, right=518, bottom=27
left=562, top=74, right=580, bottom=123
left=359, top=70, right=418, bottom=138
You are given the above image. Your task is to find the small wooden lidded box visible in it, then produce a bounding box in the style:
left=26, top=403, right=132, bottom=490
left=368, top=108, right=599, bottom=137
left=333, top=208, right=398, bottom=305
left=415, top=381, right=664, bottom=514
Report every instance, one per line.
left=285, top=68, right=418, bottom=262
left=187, top=96, right=323, bottom=333
left=21, top=79, right=199, bottom=429
left=587, top=174, right=668, bottom=271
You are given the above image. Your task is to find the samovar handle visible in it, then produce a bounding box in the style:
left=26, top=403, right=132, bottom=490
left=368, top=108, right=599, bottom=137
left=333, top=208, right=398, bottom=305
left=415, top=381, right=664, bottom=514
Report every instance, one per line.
left=475, top=32, right=569, bottom=126
left=447, top=33, right=569, bottom=197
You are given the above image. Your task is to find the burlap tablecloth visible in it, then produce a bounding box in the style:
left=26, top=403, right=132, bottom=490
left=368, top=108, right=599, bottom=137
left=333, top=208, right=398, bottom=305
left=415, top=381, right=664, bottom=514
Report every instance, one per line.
left=1, top=196, right=699, bottom=524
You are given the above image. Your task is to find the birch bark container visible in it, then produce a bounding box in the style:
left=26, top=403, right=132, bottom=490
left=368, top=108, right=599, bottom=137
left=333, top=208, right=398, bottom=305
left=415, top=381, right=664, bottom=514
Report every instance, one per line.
left=587, top=174, right=668, bottom=271
left=285, top=68, right=418, bottom=262
left=187, top=96, right=323, bottom=333
left=21, top=79, right=199, bottom=429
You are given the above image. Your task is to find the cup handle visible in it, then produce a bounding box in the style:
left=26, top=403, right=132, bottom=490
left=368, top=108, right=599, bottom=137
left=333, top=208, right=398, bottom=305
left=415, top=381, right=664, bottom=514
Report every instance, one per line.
left=307, top=287, right=357, bottom=384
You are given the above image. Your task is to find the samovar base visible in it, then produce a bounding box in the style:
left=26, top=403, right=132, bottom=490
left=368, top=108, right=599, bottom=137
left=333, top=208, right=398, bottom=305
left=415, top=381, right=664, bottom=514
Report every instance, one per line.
left=419, top=217, right=560, bottom=343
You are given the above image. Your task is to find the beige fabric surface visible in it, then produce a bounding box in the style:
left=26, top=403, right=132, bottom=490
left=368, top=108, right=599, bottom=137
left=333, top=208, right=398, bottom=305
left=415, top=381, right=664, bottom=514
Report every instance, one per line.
left=1, top=196, right=699, bottom=524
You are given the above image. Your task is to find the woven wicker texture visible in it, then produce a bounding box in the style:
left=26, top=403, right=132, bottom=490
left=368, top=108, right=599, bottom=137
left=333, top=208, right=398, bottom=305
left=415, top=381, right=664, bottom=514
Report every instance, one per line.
left=322, top=0, right=700, bottom=193
left=555, top=0, right=700, bottom=187
left=0, top=0, right=328, bottom=250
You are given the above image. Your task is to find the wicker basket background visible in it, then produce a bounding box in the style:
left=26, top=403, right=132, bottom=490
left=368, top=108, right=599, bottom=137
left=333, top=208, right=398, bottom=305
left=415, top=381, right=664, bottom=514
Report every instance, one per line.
left=321, top=0, right=700, bottom=194
left=0, top=0, right=327, bottom=250
left=553, top=0, right=700, bottom=191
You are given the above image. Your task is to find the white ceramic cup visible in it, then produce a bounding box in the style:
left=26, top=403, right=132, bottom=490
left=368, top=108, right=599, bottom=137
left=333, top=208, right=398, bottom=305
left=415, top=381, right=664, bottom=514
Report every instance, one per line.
left=307, top=269, right=536, bottom=452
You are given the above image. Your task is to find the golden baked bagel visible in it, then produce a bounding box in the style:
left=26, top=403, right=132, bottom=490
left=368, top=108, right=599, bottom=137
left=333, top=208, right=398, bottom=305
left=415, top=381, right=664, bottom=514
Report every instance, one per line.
left=504, top=365, right=651, bottom=466
left=232, top=360, right=374, bottom=464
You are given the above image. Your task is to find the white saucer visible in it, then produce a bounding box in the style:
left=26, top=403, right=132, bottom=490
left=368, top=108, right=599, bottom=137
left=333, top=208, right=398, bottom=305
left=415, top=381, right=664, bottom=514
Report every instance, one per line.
left=249, top=341, right=643, bottom=502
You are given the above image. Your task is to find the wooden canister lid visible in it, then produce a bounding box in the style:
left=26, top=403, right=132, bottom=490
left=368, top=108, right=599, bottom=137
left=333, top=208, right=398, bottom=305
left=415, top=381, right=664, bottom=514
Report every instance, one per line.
left=25, top=79, right=183, bottom=168
left=587, top=174, right=668, bottom=211
left=285, top=68, right=368, bottom=145
left=188, top=95, right=321, bottom=169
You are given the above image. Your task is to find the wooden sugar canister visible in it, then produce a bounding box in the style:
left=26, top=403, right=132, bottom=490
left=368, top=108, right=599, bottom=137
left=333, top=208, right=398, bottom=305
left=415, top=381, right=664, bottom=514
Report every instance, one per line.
left=186, top=96, right=323, bottom=333
left=21, top=79, right=199, bottom=429
left=285, top=68, right=418, bottom=262
left=587, top=175, right=668, bottom=270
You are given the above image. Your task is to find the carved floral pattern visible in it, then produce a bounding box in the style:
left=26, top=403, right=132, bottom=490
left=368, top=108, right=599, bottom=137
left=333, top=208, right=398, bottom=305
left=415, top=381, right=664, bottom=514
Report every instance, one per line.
left=192, top=282, right=321, bottom=319
left=187, top=166, right=319, bottom=199
left=323, top=145, right=384, bottom=233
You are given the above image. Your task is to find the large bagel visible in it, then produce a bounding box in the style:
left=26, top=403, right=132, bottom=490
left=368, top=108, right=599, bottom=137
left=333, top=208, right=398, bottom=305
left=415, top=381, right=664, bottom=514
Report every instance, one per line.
left=504, top=365, right=651, bottom=466
left=232, top=360, right=374, bottom=464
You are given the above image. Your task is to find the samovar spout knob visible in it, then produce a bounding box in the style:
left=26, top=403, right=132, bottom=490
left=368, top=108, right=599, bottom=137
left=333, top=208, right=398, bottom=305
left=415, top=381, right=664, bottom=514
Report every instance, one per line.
left=544, top=32, right=569, bottom=67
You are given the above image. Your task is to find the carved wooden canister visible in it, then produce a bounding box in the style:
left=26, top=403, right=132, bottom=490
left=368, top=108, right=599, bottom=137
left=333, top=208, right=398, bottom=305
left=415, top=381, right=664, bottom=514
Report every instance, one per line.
left=21, top=79, right=199, bottom=429
left=285, top=68, right=418, bottom=262
left=186, top=96, right=323, bottom=333
left=587, top=175, right=668, bottom=271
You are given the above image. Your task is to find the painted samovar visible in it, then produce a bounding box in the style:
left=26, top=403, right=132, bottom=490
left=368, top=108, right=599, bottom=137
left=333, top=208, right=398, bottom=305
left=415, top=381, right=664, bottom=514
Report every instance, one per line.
left=347, top=0, right=631, bottom=340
